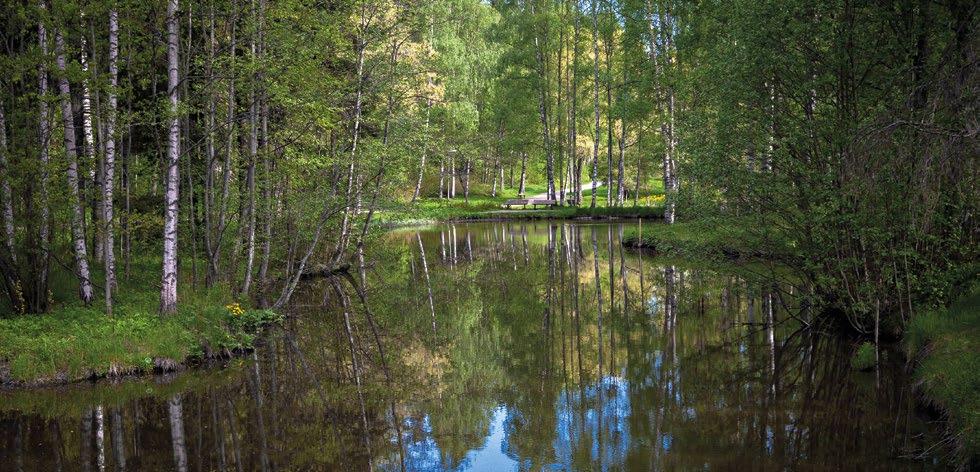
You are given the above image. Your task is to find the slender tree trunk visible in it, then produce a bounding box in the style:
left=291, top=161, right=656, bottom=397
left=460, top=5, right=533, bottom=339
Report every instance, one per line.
left=160, top=0, right=181, bottom=315
left=617, top=120, right=626, bottom=206
left=211, top=3, right=236, bottom=283
left=569, top=0, right=581, bottom=205
left=530, top=2, right=555, bottom=200
left=590, top=0, right=600, bottom=209
left=463, top=153, right=471, bottom=203
left=331, top=10, right=368, bottom=266
left=0, top=102, right=14, bottom=262
left=80, top=38, right=102, bottom=260
left=438, top=156, right=444, bottom=198
left=449, top=152, right=455, bottom=198
left=182, top=6, right=197, bottom=288
left=55, top=31, right=95, bottom=304
left=518, top=151, right=527, bottom=196
left=103, top=9, right=119, bottom=313
left=411, top=93, right=432, bottom=203
left=32, top=3, right=51, bottom=313
left=241, top=0, right=259, bottom=295
left=203, top=3, right=217, bottom=287
left=604, top=21, right=613, bottom=208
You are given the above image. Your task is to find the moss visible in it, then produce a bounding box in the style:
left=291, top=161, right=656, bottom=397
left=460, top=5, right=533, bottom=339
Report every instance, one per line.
left=906, top=287, right=980, bottom=461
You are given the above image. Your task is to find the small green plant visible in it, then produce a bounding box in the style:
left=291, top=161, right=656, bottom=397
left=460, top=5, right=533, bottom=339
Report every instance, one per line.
left=851, top=342, right=877, bottom=371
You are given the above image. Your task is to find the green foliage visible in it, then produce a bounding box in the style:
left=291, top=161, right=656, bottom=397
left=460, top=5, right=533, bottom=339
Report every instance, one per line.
left=851, top=342, right=876, bottom=371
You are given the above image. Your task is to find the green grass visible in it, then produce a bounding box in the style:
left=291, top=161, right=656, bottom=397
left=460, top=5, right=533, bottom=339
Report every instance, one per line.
left=620, top=219, right=794, bottom=261
left=905, top=286, right=980, bottom=458
left=0, top=257, right=281, bottom=384
left=376, top=182, right=666, bottom=225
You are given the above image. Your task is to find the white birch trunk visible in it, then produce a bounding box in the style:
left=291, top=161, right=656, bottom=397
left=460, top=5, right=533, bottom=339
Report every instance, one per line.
left=411, top=96, right=431, bottom=203
left=590, top=0, right=600, bottom=209
left=0, top=101, right=14, bottom=261
left=160, top=0, right=181, bottom=315
left=103, top=9, right=119, bottom=307
left=80, top=37, right=102, bottom=263
left=55, top=31, right=95, bottom=304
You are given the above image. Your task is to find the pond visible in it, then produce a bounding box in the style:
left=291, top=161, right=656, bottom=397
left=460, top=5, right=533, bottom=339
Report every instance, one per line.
left=0, top=221, right=947, bottom=470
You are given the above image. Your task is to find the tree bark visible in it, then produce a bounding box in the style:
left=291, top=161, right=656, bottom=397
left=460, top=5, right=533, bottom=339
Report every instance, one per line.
left=31, top=2, right=51, bottom=313
left=530, top=2, right=555, bottom=200
left=103, top=9, right=119, bottom=313
left=80, top=38, right=102, bottom=261
left=590, top=0, right=600, bottom=209
left=241, top=0, right=260, bottom=296
left=411, top=91, right=432, bottom=203
left=55, top=31, right=95, bottom=304
left=160, top=0, right=181, bottom=315
left=569, top=0, right=581, bottom=205
left=0, top=101, right=14, bottom=262
left=518, top=151, right=527, bottom=196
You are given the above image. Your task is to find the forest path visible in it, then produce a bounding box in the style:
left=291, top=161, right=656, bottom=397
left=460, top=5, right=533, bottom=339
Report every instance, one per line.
left=527, top=181, right=602, bottom=200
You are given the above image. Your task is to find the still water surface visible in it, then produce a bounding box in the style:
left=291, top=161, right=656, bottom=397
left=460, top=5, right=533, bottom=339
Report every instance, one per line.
left=0, top=221, right=945, bottom=470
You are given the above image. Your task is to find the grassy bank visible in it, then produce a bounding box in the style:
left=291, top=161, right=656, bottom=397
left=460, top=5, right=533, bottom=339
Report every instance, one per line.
left=906, top=287, right=980, bottom=461
left=376, top=186, right=665, bottom=225
left=620, top=219, right=793, bottom=261
left=0, top=258, right=281, bottom=386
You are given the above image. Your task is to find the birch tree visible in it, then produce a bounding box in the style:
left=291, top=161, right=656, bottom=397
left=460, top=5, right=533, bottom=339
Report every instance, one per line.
left=32, top=0, right=52, bottom=313
left=103, top=8, right=119, bottom=312
left=160, top=0, right=180, bottom=315
left=55, top=30, right=95, bottom=304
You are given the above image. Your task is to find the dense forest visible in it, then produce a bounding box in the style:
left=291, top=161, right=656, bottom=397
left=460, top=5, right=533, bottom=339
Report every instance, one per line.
left=1, top=0, right=973, bottom=329
left=0, top=0, right=977, bottom=468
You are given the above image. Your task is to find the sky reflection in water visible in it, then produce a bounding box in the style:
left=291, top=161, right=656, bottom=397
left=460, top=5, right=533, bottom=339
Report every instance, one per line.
left=0, top=221, right=947, bottom=471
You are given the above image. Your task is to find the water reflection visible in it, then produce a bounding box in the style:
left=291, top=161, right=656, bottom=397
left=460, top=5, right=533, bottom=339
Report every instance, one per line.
left=0, top=221, right=946, bottom=471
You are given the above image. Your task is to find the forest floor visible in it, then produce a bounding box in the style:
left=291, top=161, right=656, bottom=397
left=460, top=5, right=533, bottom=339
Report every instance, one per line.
left=0, top=257, right=281, bottom=386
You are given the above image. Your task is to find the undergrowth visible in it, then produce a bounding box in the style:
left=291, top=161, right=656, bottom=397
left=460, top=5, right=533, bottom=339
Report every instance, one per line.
left=905, top=286, right=980, bottom=461
left=0, top=257, right=282, bottom=384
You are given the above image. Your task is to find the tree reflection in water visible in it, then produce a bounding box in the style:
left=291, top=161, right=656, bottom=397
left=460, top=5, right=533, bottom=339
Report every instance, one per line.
left=0, top=221, right=949, bottom=471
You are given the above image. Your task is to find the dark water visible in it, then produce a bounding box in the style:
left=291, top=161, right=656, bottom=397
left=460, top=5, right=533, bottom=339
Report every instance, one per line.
left=0, top=221, right=946, bottom=471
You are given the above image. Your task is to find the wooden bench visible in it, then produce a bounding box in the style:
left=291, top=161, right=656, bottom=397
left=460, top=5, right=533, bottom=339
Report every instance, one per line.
left=502, top=198, right=558, bottom=209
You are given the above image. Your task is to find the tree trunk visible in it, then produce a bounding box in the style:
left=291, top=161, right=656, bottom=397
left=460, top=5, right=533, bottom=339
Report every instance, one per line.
left=518, top=151, right=527, bottom=196
left=590, top=0, right=600, bottom=209
left=203, top=3, right=217, bottom=287
left=241, top=0, right=259, bottom=296
left=331, top=11, right=368, bottom=266
left=80, top=38, right=102, bottom=261
left=569, top=0, right=581, bottom=206
left=103, top=9, right=119, bottom=314
left=411, top=94, right=431, bottom=203
left=0, top=101, right=14, bottom=261
left=55, top=31, right=95, bottom=304
left=604, top=20, right=613, bottom=208
left=530, top=2, right=555, bottom=200
left=160, top=0, right=181, bottom=315
left=32, top=3, right=51, bottom=313
left=617, top=120, right=626, bottom=206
